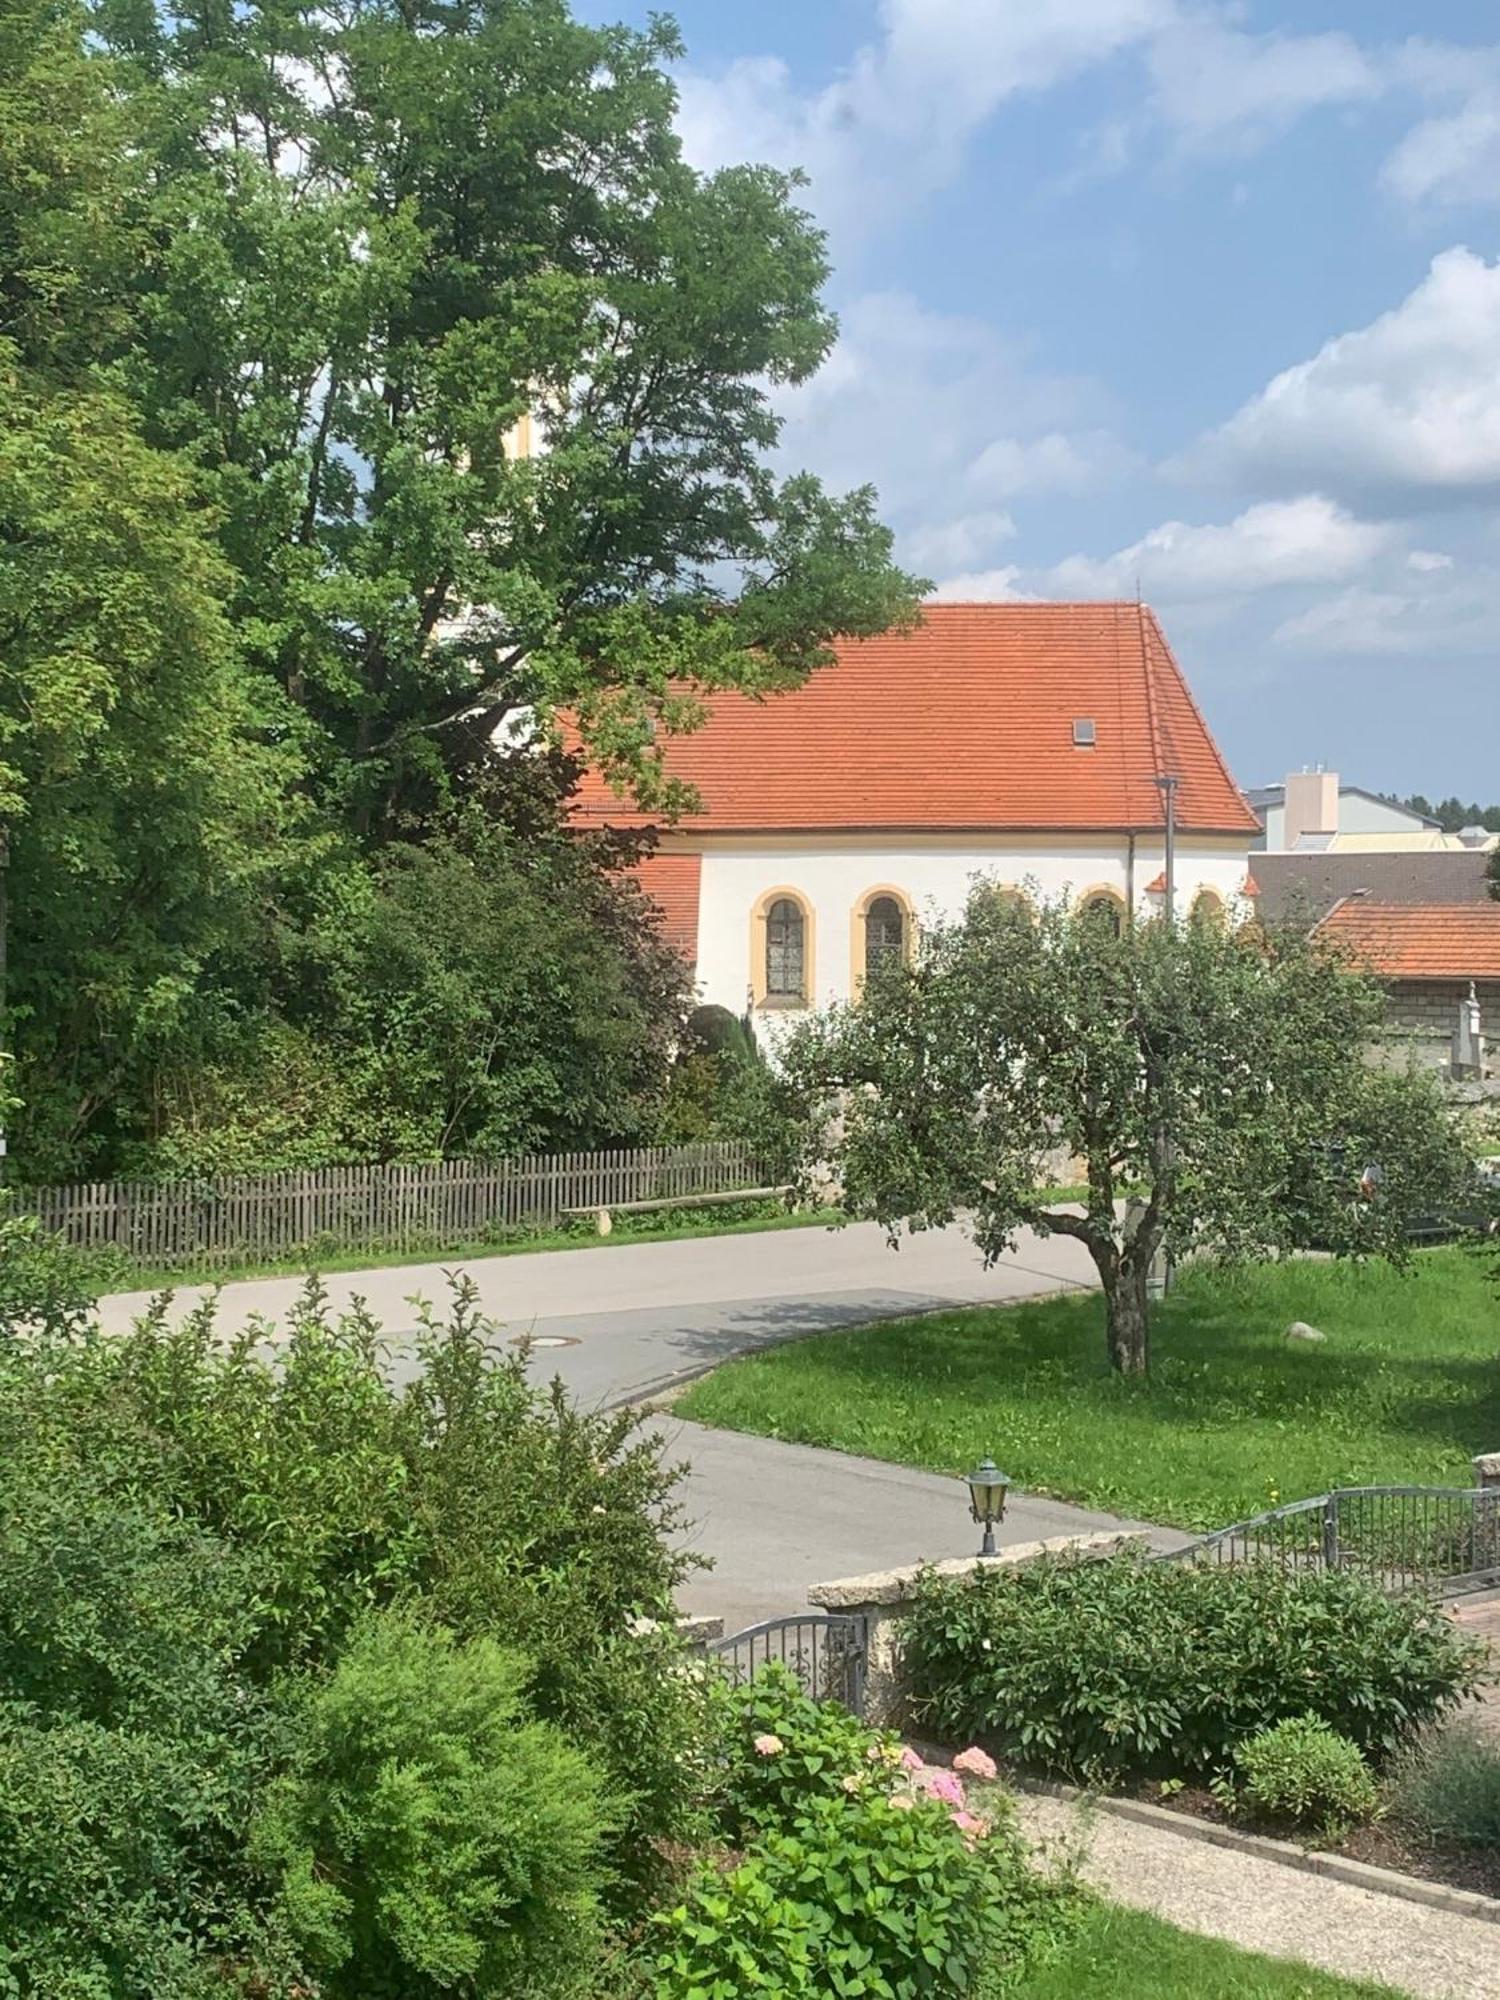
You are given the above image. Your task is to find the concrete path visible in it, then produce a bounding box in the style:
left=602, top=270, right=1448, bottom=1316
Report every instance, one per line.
left=662, top=1418, right=1183, bottom=1630
left=1019, top=1792, right=1497, bottom=1999
left=96, top=1218, right=1100, bottom=1411
left=97, top=1220, right=1125, bottom=1632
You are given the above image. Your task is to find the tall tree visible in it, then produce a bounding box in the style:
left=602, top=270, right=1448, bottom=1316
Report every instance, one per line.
left=769, top=892, right=1473, bottom=1376
left=1, top=0, right=296, bottom=1176
left=98, top=0, right=921, bottom=835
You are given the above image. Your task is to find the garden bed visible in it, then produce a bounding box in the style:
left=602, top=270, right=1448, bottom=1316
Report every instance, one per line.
left=1129, top=1780, right=1500, bottom=1903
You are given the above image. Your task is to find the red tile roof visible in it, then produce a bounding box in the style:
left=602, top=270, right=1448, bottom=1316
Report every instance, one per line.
left=1317, top=900, right=1500, bottom=980
left=627, top=852, right=701, bottom=970
left=572, top=602, right=1257, bottom=836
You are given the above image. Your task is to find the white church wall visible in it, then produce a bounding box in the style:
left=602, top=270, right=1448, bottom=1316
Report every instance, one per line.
left=686, top=836, right=1251, bottom=1016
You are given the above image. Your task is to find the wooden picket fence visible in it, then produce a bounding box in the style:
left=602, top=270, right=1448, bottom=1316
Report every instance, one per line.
left=25, top=1141, right=765, bottom=1272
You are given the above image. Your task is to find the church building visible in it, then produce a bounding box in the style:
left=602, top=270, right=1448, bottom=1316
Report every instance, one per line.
left=572, top=601, right=1259, bottom=1020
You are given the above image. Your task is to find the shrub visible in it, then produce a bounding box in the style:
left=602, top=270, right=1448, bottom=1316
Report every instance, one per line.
left=0, top=1275, right=708, bottom=1900
left=1389, top=1722, right=1500, bottom=1850
left=1218, top=1715, right=1379, bottom=1833
left=902, top=1553, right=1480, bottom=1782
left=0, top=1476, right=295, bottom=1997
left=651, top=1787, right=1063, bottom=2000
left=708, top=1662, right=918, bottom=1840
left=254, top=1613, right=613, bottom=2000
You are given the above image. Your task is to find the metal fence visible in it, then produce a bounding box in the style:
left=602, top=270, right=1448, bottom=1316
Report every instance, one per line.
left=707, top=1614, right=869, bottom=1715
left=24, top=1140, right=766, bottom=1271
left=1161, top=1485, right=1500, bottom=1597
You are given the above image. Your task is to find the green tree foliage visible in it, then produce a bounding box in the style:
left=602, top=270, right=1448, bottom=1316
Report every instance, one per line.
left=1400, top=794, right=1500, bottom=834
left=94, top=0, right=919, bottom=830
left=255, top=1614, right=612, bottom=2000
left=768, top=891, right=1475, bottom=1374
left=1, top=0, right=919, bottom=1181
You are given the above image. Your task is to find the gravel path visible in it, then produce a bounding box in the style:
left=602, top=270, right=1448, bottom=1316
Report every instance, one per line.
left=1016, top=1792, right=1498, bottom=2000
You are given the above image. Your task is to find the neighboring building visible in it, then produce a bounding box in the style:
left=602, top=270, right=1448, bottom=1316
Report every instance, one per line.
left=1254, top=847, right=1496, bottom=930
left=1316, top=899, right=1500, bottom=1077
left=573, top=602, right=1259, bottom=1019
left=1246, top=771, right=1440, bottom=852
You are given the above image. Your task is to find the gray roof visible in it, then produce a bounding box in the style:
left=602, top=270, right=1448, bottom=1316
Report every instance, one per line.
left=1255, top=848, right=1495, bottom=928
left=1242, top=784, right=1439, bottom=828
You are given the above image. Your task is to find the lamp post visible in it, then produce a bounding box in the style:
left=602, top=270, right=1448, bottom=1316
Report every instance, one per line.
left=966, top=1457, right=1011, bottom=1558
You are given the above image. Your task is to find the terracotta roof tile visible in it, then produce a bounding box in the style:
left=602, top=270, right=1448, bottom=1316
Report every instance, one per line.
left=572, top=602, right=1257, bottom=836
left=1316, top=900, right=1500, bottom=980
left=626, top=851, right=701, bottom=970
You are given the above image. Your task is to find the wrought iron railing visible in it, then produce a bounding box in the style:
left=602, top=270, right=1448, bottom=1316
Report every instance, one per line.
left=1161, top=1485, right=1500, bottom=1597
left=707, top=1613, right=869, bottom=1714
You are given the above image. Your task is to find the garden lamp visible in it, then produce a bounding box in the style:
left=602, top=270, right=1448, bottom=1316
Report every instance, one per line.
left=966, top=1457, right=1010, bottom=1558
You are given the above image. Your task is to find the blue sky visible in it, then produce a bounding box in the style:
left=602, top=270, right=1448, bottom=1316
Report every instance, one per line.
left=582, top=1, right=1500, bottom=802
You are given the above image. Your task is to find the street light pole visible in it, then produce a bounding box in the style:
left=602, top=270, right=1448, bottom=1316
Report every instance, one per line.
left=1153, top=773, right=1179, bottom=924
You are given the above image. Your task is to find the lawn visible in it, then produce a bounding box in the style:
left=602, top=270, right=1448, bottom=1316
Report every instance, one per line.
left=676, top=1249, right=1500, bottom=1531
left=1007, top=1904, right=1405, bottom=1999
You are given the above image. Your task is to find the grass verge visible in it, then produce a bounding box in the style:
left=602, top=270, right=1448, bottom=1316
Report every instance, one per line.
left=89, top=1201, right=844, bottom=1295
left=1007, top=1902, right=1406, bottom=1999
left=676, top=1249, right=1499, bottom=1530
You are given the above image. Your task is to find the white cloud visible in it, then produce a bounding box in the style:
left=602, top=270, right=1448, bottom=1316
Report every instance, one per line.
left=929, top=566, right=1035, bottom=603
left=1146, top=17, right=1378, bottom=153
left=968, top=430, right=1134, bottom=498
left=1186, top=248, right=1500, bottom=505
left=1272, top=564, right=1500, bottom=657
left=904, top=511, right=1016, bottom=573
left=1034, top=496, right=1396, bottom=602
left=772, top=290, right=1128, bottom=576
left=1380, top=43, right=1500, bottom=209
left=674, top=1, right=1391, bottom=238
left=1408, top=549, right=1454, bottom=572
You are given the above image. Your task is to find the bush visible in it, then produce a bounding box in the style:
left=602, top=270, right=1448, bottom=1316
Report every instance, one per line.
left=0, top=1274, right=710, bottom=1905
left=1218, top=1715, right=1379, bottom=1833
left=652, top=1787, right=1058, bottom=2000
left=1389, top=1723, right=1500, bottom=1850
left=708, top=1661, right=915, bottom=1840
left=0, top=1477, right=295, bottom=1997
left=902, top=1553, right=1481, bottom=1781
left=255, top=1613, right=612, bottom=2000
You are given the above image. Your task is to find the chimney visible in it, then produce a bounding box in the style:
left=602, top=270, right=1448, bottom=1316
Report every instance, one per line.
left=1283, top=768, right=1339, bottom=849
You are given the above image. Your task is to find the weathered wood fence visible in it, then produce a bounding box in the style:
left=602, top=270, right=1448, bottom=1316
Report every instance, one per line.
left=25, top=1141, right=765, bottom=1271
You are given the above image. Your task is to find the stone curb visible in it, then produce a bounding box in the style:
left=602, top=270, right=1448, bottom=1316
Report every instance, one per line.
left=1016, top=1775, right=1500, bottom=1927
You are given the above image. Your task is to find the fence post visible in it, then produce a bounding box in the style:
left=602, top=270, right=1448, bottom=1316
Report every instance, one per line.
left=1321, top=1494, right=1341, bottom=1571
left=1474, top=1453, right=1500, bottom=1493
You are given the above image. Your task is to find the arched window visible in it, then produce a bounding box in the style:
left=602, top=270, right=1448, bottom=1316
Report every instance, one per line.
left=1081, top=892, right=1125, bottom=939
left=1191, top=888, right=1226, bottom=931
left=864, top=895, right=906, bottom=978
left=765, top=897, right=806, bottom=1001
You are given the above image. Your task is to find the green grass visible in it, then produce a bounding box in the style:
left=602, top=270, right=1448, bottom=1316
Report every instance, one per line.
left=91, top=1202, right=844, bottom=1294
left=676, top=1250, right=1500, bottom=1531
left=1007, top=1903, right=1405, bottom=1999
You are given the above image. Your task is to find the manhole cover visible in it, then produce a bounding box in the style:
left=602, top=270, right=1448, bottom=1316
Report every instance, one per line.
left=510, top=1333, right=580, bottom=1350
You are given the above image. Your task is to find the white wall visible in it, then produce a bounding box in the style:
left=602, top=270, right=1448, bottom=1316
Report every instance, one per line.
left=1337, top=793, right=1431, bottom=836
left=688, top=837, right=1252, bottom=1016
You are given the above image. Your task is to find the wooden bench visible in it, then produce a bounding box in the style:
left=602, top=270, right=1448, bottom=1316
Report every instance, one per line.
left=563, top=1185, right=793, bottom=1235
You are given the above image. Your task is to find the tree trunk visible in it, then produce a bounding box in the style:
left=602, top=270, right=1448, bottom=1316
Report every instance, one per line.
left=1104, top=1261, right=1150, bottom=1376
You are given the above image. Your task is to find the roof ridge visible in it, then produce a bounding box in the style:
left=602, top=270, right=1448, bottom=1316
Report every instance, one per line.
left=1140, top=605, right=1254, bottom=832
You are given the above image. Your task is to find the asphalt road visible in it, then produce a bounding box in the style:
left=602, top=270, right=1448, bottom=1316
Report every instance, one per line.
left=99, top=1220, right=1177, bottom=1627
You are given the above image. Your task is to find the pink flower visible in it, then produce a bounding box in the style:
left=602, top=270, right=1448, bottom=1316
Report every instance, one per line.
left=950, top=1809, right=991, bottom=1847
left=953, top=1747, right=998, bottom=1782
left=898, top=1746, right=924, bottom=1773
left=753, top=1733, right=784, bottom=1757
left=922, top=1769, right=966, bottom=1808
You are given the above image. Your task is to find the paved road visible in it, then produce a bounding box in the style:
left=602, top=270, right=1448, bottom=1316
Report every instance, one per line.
left=98, top=1221, right=1160, bottom=1628
left=97, top=1219, right=1101, bottom=1409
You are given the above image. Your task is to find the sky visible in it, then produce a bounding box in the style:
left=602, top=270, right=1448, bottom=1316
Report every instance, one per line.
left=579, top=0, right=1500, bottom=803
